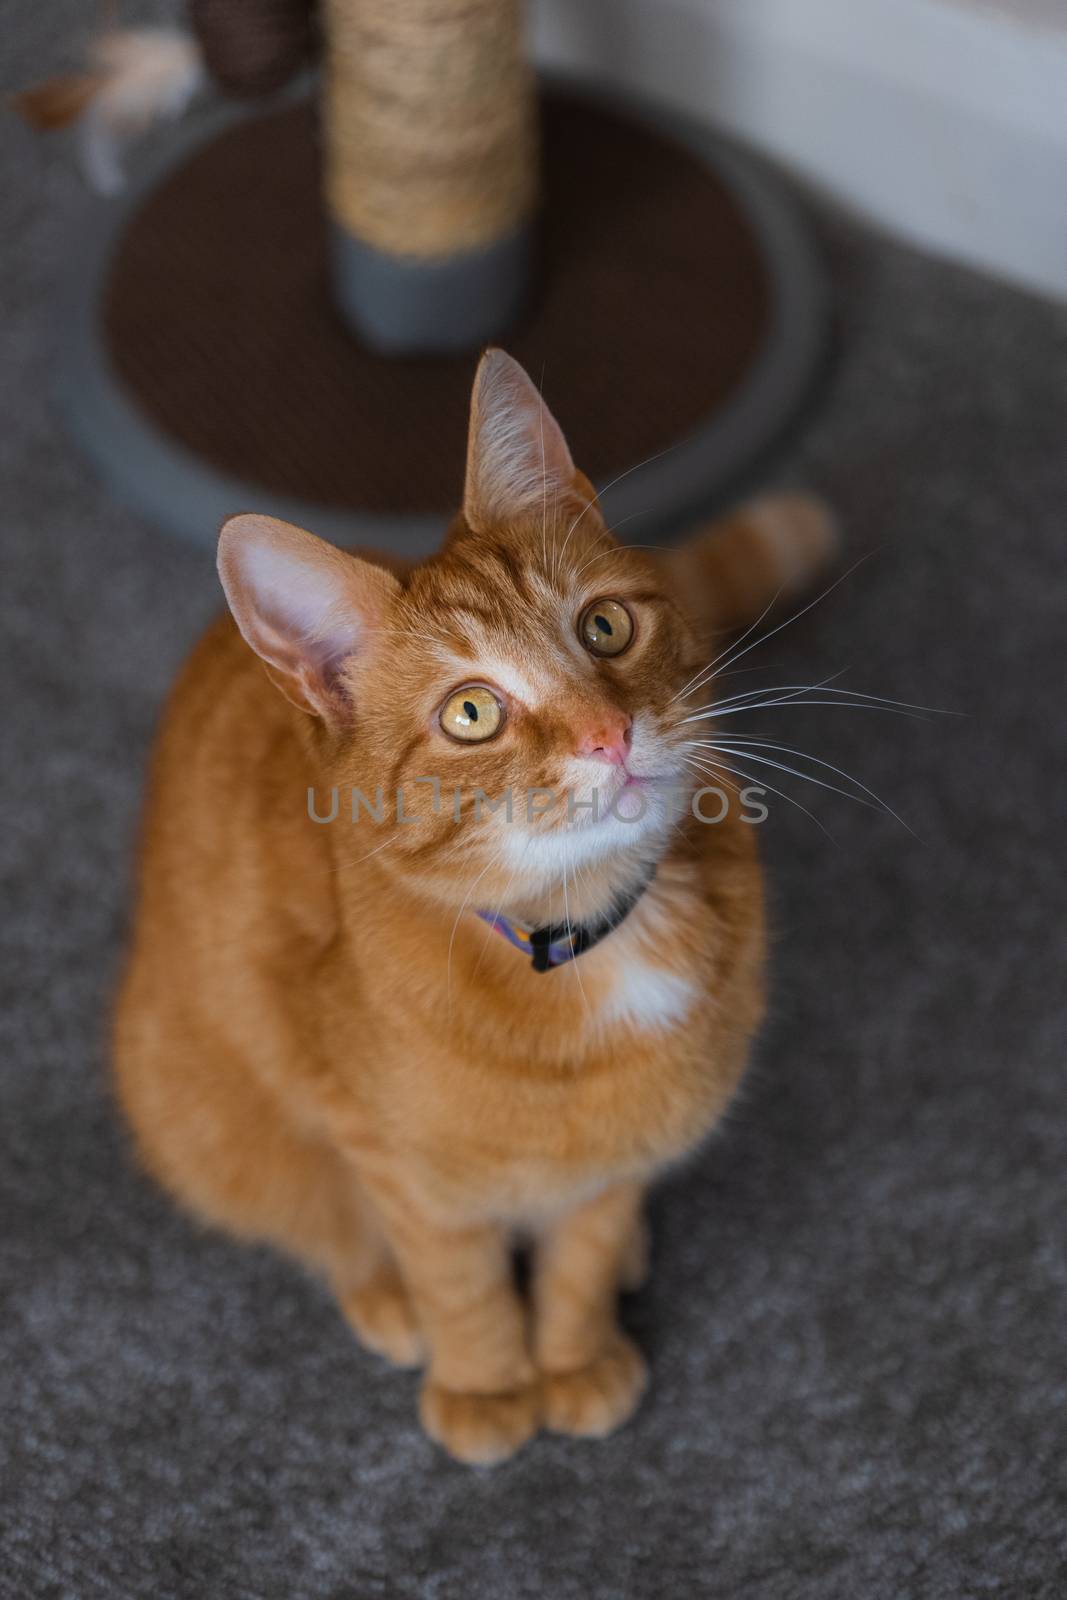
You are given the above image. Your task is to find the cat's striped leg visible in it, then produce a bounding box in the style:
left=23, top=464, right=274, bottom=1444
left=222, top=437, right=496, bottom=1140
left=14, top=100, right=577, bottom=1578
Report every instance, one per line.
left=619, top=1207, right=651, bottom=1292
left=357, top=1179, right=542, bottom=1464
left=533, top=1183, right=649, bottom=1438
left=337, top=1255, right=425, bottom=1369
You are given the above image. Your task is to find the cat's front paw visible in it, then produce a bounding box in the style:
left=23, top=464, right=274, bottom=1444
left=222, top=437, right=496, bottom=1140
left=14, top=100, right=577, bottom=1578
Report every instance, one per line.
left=541, top=1333, right=648, bottom=1438
left=419, top=1379, right=542, bottom=1466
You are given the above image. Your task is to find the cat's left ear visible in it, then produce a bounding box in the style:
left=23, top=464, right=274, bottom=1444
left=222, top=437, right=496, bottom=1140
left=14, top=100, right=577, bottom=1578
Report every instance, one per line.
left=217, top=514, right=399, bottom=722
left=463, top=349, right=597, bottom=531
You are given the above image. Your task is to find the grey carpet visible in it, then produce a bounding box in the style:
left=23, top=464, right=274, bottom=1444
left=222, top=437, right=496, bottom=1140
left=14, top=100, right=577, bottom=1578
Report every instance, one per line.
left=3, top=7, right=1067, bottom=1597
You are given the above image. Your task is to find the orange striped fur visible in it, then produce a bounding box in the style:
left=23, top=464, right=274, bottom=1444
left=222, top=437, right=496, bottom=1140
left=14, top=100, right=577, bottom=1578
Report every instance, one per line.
left=114, top=351, right=837, bottom=1462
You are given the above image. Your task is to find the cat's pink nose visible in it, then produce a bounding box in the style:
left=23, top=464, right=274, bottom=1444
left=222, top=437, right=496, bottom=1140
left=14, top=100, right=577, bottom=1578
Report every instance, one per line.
left=576, top=712, right=633, bottom=766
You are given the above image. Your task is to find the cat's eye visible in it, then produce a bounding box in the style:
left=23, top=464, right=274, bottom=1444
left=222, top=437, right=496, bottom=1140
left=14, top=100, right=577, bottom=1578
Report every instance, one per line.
left=579, top=598, right=634, bottom=658
left=439, top=686, right=504, bottom=743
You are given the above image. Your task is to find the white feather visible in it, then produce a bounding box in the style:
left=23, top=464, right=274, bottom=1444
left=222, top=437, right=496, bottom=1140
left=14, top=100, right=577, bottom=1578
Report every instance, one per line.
left=76, top=29, right=204, bottom=196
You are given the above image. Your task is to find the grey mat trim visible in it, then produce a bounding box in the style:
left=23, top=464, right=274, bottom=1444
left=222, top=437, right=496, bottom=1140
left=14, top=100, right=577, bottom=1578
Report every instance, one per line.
left=55, top=81, right=828, bottom=556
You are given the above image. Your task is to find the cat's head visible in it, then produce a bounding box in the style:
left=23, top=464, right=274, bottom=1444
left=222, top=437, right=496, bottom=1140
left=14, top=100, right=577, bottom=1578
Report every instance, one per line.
left=218, top=351, right=717, bottom=919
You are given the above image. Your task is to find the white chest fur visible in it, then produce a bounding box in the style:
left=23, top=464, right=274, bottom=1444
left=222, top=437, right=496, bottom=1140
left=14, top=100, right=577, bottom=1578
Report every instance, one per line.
left=599, top=954, right=697, bottom=1033
left=588, top=878, right=702, bottom=1035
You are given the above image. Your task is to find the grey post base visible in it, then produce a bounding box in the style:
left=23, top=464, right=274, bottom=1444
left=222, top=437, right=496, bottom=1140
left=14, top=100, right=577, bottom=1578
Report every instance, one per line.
left=54, top=81, right=829, bottom=559
left=331, top=224, right=534, bottom=354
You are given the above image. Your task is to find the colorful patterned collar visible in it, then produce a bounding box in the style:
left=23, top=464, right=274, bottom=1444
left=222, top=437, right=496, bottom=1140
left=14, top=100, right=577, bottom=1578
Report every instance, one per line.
left=476, top=868, right=656, bottom=974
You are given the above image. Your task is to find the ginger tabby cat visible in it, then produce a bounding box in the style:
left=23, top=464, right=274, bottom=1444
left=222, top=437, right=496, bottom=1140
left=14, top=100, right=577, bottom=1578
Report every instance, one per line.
left=114, top=351, right=836, bottom=1464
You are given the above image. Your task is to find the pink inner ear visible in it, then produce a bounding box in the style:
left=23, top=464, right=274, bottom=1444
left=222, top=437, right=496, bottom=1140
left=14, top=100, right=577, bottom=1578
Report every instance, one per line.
left=241, top=541, right=363, bottom=686
left=218, top=514, right=396, bottom=721
left=464, top=349, right=578, bottom=529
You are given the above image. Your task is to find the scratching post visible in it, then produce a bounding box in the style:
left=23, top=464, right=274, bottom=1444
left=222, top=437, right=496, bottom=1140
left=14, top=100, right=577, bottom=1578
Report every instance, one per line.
left=52, top=2, right=829, bottom=550
left=322, top=0, right=538, bottom=352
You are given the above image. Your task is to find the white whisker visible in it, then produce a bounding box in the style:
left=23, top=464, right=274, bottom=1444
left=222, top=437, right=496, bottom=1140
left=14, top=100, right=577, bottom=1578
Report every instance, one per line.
left=446, top=854, right=499, bottom=1010
left=670, top=583, right=785, bottom=705
left=682, top=670, right=850, bottom=719
left=687, top=734, right=916, bottom=835
left=561, top=845, right=592, bottom=1022
left=682, top=679, right=950, bottom=722
left=569, top=539, right=671, bottom=584
left=714, top=662, right=791, bottom=680
left=555, top=442, right=683, bottom=576
left=684, top=752, right=831, bottom=844
left=709, top=553, right=875, bottom=683
left=687, top=697, right=935, bottom=724
left=680, top=756, right=743, bottom=798
left=683, top=752, right=836, bottom=843
left=470, top=858, right=521, bottom=983
left=539, top=370, right=548, bottom=574
left=703, top=744, right=882, bottom=817
left=350, top=832, right=401, bottom=868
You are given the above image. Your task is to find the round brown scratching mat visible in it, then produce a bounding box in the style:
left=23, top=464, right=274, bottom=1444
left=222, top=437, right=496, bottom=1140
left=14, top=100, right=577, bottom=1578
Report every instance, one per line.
left=57, top=86, right=827, bottom=555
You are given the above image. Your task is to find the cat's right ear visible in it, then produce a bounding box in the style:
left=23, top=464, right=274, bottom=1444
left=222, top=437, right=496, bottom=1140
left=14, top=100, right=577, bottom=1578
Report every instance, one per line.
left=217, top=514, right=399, bottom=721
left=463, top=348, right=594, bottom=531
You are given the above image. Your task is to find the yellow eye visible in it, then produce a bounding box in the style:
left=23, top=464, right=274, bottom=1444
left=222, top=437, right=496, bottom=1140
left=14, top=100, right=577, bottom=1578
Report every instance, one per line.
left=440, top=686, right=503, bottom=743
left=579, top=598, right=634, bottom=657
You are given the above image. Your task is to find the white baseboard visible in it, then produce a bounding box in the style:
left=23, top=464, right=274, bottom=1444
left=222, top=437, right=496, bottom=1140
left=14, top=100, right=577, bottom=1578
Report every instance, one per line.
left=532, top=0, right=1067, bottom=301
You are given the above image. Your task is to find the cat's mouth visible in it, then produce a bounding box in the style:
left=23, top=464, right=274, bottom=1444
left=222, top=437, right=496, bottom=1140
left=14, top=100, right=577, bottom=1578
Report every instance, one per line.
left=564, top=766, right=689, bottom=836
left=604, top=766, right=683, bottom=800
left=621, top=772, right=672, bottom=789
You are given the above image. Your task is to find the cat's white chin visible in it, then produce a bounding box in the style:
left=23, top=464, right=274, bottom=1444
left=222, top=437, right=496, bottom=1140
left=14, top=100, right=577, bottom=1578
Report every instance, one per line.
left=497, top=781, right=684, bottom=877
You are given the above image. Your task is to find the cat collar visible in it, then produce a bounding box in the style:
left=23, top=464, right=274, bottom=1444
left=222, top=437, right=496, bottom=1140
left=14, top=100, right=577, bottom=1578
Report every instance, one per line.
left=475, top=868, right=655, bottom=974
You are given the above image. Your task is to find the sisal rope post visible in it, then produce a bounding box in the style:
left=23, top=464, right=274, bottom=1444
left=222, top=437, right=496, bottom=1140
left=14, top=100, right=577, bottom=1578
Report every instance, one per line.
left=321, top=0, right=538, bottom=352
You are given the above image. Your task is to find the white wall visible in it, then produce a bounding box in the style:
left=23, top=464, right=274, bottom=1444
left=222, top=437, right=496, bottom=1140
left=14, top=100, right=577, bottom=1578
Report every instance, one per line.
left=532, top=0, right=1067, bottom=300
left=943, top=0, right=1065, bottom=24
